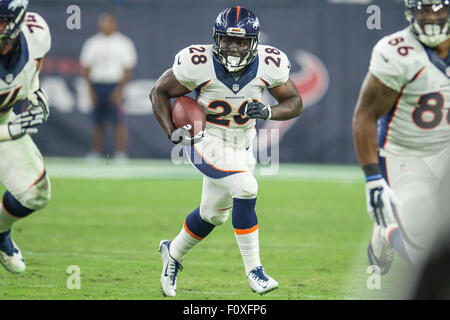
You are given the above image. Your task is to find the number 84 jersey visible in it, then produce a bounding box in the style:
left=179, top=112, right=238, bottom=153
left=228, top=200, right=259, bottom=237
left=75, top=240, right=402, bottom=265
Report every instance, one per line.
left=370, top=27, right=450, bottom=158
left=172, top=44, right=290, bottom=136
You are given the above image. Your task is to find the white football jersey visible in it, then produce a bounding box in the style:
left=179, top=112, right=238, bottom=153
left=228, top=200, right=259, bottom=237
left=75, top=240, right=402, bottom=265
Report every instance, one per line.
left=0, top=12, right=51, bottom=114
left=173, top=44, right=290, bottom=141
left=370, top=27, right=450, bottom=158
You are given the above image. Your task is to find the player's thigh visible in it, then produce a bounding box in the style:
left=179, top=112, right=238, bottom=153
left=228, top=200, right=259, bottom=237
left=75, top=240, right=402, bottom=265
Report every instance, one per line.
left=0, top=135, right=46, bottom=197
left=384, top=155, right=441, bottom=252
left=223, top=171, right=258, bottom=199
left=199, top=175, right=233, bottom=226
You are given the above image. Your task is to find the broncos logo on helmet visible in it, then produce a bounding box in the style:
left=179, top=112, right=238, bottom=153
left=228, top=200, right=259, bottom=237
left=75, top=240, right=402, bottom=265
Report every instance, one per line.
left=213, top=6, right=260, bottom=72
left=0, top=0, right=28, bottom=42
left=405, top=0, right=450, bottom=47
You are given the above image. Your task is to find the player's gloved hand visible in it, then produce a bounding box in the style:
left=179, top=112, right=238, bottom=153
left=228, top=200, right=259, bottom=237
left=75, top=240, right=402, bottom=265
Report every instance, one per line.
left=169, top=124, right=204, bottom=146
left=7, top=107, right=45, bottom=140
left=28, top=88, right=49, bottom=121
left=244, top=98, right=272, bottom=120
left=365, top=175, right=401, bottom=227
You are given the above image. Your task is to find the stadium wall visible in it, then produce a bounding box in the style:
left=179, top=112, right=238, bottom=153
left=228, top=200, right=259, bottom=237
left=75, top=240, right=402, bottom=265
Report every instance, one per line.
left=29, top=0, right=406, bottom=164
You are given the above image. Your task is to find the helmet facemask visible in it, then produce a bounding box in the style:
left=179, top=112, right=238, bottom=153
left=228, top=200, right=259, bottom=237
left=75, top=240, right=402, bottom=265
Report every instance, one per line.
left=213, top=28, right=259, bottom=72
left=405, top=0, right=450, bottom=48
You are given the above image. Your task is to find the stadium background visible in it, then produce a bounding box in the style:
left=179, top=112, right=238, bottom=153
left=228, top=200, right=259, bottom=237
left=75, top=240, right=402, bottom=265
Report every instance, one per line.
left=29, top=0, right=406, bottom=164
left=2, top=0, right=428, bottom=301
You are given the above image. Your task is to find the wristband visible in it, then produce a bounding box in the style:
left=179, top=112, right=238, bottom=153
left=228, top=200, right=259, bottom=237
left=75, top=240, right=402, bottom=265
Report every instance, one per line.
left=363, top=163, right=383, bottom=181
left=267, top=105, right=272, bottom=120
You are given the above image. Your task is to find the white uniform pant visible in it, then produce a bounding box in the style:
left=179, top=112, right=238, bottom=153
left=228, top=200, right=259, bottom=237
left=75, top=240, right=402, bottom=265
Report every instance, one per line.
left=0, top=111, right=50, bottom=211
left=186, top=130, right=258, bottom=226
left=381, top=146, right=450, bottom=265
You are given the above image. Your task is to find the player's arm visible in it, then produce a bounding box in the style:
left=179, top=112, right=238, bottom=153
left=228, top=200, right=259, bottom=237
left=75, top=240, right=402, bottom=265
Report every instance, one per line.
left=29, top=57, right=50, bottom=120
left=149, top=68, right=191, bottom=137
left=0, top=58, right=49, bottom=141
left=245, top=79, right=302, bottom=121
left=352, top=71, right=399, bottom=171
left=267, top=79, right=303, bottom=120
left=352, top=71, right=402, bottom=227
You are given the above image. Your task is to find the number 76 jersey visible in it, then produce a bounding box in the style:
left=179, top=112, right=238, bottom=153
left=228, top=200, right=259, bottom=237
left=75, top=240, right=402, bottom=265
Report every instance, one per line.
left=172, top=44, right=290, bottom=134
left=370, top=27, right=450, bottom=158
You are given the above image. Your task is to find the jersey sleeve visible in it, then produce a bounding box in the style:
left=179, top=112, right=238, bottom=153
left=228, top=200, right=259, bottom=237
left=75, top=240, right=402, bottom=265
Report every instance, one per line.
left=259, top=46, right=291, bottom=88
left=23, top=12, right=51, bottom=59
left=369, top=38, right=408, bottom=92
left=172, top=46, right=209, bottom=91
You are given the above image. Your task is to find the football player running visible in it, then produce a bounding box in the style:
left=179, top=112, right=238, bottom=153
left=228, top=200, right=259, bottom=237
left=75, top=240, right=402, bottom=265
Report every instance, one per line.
left=150, top=6, right=302, bottom=296
left=0, top=0, right=51, bottom=274
left=353, top=0, right=450, bottom=274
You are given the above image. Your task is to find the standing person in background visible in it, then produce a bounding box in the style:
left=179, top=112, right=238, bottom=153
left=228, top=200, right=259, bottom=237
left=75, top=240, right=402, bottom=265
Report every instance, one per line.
left=80, top=13, right=137, bottom=161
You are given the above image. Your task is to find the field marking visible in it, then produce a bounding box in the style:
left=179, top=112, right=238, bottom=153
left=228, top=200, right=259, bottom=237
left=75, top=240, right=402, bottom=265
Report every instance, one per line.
left=44, top=157, right=364, bottom=182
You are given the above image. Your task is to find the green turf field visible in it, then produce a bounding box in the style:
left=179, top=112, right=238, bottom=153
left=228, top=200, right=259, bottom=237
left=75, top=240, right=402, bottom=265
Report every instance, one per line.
left=0, top=158, right=413, bottom=300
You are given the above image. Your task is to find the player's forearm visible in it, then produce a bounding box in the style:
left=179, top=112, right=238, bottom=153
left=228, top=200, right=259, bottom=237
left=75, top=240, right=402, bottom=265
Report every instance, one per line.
left=149, top=88, right=176, bottom=136
left=270, top=96, right=303, bottom=120
left=352, top=111, right=380, bottom=170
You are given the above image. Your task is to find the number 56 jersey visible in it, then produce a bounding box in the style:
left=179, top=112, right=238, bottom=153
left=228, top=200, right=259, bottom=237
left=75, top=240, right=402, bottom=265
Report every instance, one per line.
left=370, top=27, right=450, bottom=158
left=172, top=44, right=290, bottom=141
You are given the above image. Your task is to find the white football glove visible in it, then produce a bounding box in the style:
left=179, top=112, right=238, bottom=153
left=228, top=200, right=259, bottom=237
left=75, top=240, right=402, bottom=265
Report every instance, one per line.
left=365, top=177, right=401, bottom=227
left=169, top=124, right=204, bottom=146
left=28, top=88, right=49, bottom=121
left=8, top=107, right=45, bottom=140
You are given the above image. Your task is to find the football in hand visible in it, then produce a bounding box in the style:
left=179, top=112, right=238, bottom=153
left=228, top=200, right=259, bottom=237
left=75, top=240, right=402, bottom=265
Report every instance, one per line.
left=171, top=96, right=206, bottom=137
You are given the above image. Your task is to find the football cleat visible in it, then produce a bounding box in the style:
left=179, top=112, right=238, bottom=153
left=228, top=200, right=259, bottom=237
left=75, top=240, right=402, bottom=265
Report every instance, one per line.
left=368, top=224, right=395, bottom=275
left=247, top=266, right=278, bottom=294
left=159, top=240, right=183, bottom=297
left=0, top=229, right=26, bottom=274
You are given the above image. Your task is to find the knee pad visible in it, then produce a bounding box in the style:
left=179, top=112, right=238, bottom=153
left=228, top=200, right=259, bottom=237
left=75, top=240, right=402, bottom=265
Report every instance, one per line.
left=199, top=205, right=230, bottom=226
left=229, top=173, right=258, bottom=199
left=16, top=174, right=51, bottom=211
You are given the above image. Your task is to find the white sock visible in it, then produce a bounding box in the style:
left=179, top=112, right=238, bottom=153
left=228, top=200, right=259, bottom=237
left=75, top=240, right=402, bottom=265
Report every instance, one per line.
left=0, top=204, right=19, bottom=234
left=234, top=228, right=261, bottom=275
left=169, top=226, right=201, bottom=261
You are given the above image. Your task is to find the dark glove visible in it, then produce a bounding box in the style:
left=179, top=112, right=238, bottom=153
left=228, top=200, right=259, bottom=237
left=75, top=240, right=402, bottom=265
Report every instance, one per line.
left=244, top=98, right=272, bottom=120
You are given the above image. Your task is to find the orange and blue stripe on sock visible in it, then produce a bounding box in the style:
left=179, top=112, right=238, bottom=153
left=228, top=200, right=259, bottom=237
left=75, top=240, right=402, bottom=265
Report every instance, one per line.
left=232, top=198, right=258, bottom=234
left=183, top=207, right=215, bottom=240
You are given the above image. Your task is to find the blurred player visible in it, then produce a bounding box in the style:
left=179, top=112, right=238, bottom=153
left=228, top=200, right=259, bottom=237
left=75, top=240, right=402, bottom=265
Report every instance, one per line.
left=150, top=6, right=302, bottom=296
left=353, top=0, right=449, bottom=274
left=0, top=0, right=51, bottom=273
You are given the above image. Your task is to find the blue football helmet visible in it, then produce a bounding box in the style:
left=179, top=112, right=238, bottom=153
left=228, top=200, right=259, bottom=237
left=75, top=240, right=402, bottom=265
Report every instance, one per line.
left=0, top=0, right=28, bottom=42
left=404, top=0, right=449, bottom=47
left=213, top=6, right=260, bottom=72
